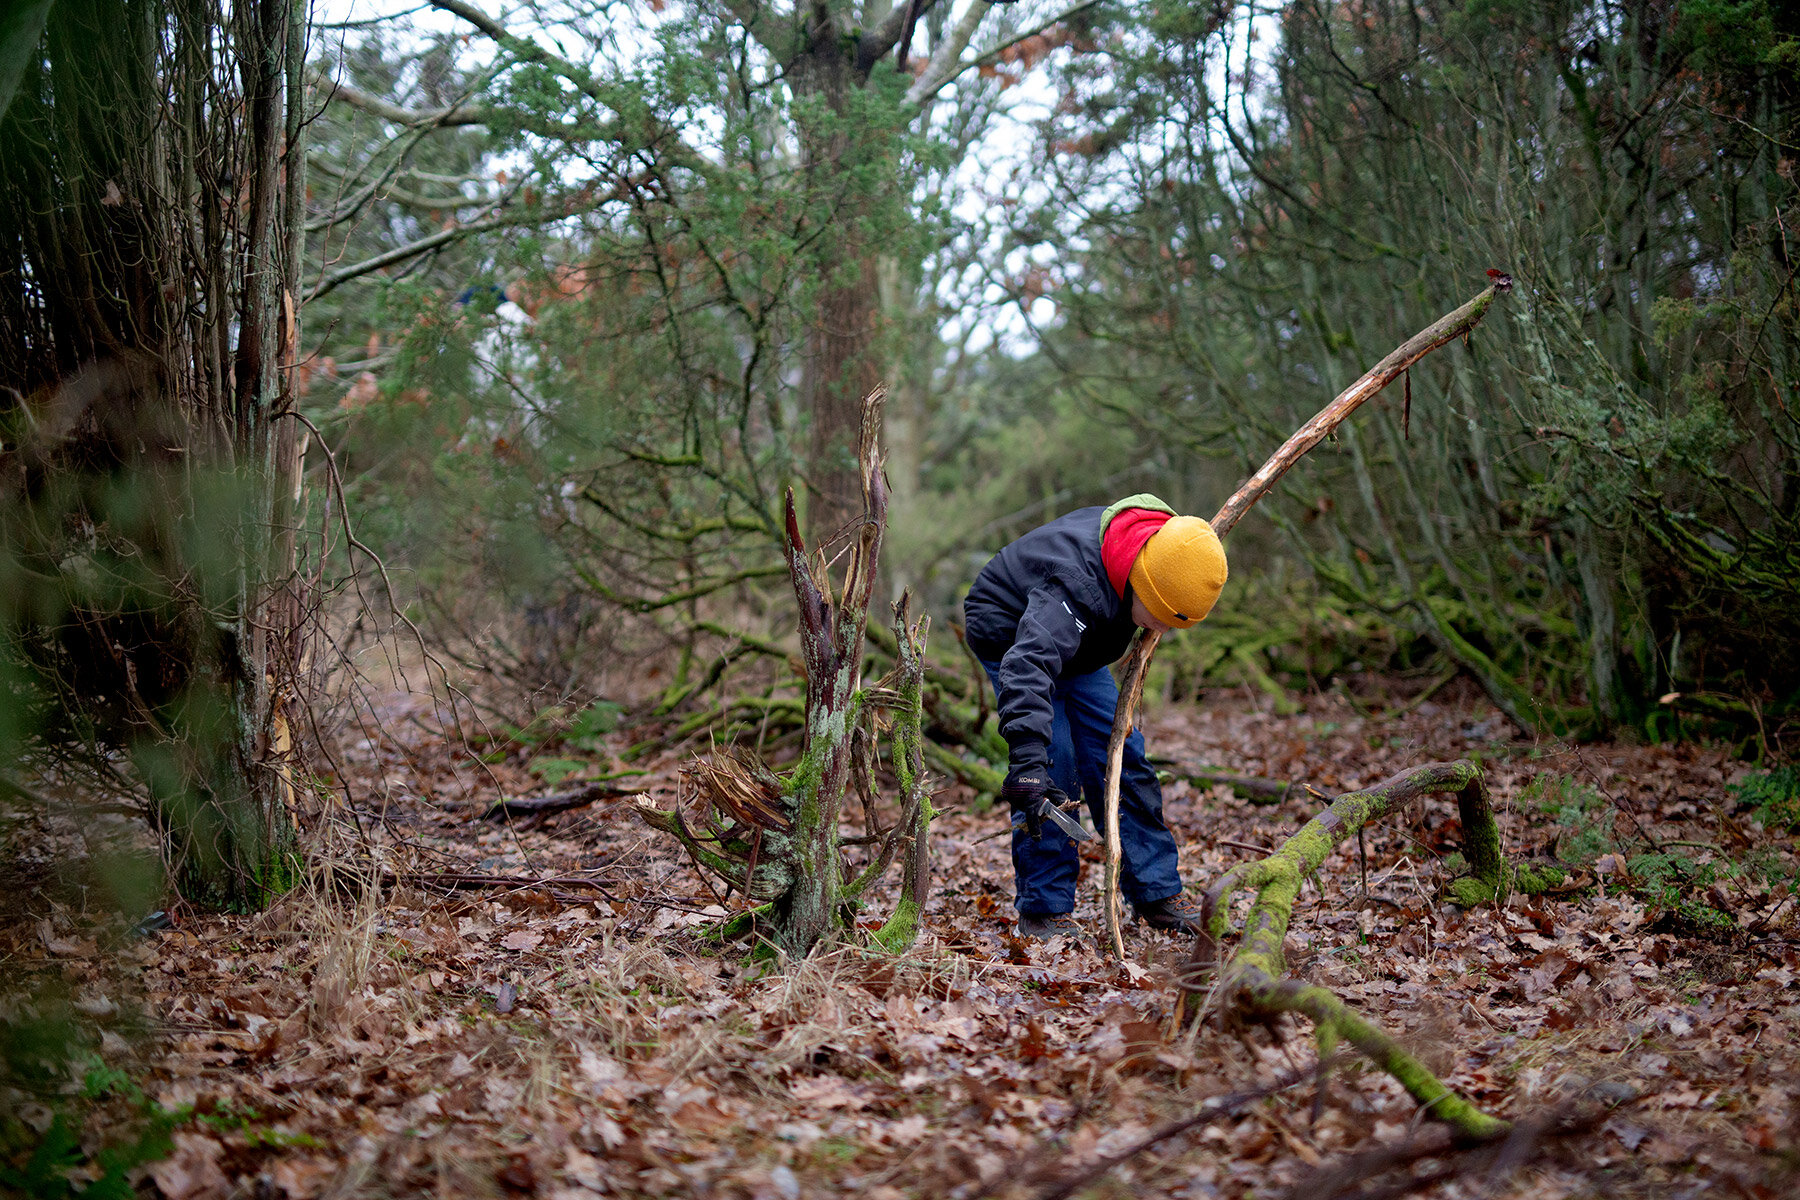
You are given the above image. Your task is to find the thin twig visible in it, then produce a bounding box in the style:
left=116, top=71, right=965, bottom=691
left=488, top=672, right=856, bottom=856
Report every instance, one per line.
left=1008, top=1063, right=1322, bottom=1200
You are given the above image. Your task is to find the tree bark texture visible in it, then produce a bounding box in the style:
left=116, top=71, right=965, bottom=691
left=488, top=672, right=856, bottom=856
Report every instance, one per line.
left=791, top=26, right=892, bottom=544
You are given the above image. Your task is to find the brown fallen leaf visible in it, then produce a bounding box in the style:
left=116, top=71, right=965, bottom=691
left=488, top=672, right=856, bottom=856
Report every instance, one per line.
left=146, top=1133, right=228, bottom=1200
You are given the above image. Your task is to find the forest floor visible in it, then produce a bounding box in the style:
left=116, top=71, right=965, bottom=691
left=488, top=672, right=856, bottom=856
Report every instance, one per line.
left=7, top=675, right=1800, bottom=1199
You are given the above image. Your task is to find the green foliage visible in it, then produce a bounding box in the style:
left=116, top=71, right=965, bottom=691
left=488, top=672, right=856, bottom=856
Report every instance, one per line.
left=1627, top=851, right=1740, bottom=932
left=0, top=1060, right=178, bottom=1200
left=566, top=700, right=624, bottom=748
left=1669, top=0, right=1782, bottom=76
left=1523, top=772, right=1782, bottom=927
left=1524, top=774, right=1617, bottom=868
left=1732, top=767, right=1800, bottom=833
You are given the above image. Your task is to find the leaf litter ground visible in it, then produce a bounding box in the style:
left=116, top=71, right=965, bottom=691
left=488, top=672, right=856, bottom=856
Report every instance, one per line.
left=8, top=679, right=1799, bottom=1199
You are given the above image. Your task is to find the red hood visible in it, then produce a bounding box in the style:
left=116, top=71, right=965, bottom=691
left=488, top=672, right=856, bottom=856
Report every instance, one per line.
left=1101, top=507, right=1172, bottom=598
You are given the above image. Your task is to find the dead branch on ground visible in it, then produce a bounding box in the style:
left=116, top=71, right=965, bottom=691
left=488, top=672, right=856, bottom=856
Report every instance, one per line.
left=1151, top=758, right=1323, bottom=805
left=479, top=780, right=640, bottom=822
left=1183, top=760, right=1514, bottom=1142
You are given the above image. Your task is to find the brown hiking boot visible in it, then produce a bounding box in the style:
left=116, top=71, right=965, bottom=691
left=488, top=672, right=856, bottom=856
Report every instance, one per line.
left=1017, top=912, right=1083, bottom=942
left=1134, top=892, right=1206, bottom=934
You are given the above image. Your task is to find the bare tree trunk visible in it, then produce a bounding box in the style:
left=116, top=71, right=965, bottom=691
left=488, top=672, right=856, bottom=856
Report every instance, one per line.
left=171, top=0, right=301, bottom=910
left=804, top=257, right=884, bottom=543
left=792, top=43, right=888, bottom=544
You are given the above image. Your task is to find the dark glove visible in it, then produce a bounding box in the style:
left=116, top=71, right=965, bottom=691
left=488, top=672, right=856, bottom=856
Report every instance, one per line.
left=1001, top=761, right=1052, bottom=839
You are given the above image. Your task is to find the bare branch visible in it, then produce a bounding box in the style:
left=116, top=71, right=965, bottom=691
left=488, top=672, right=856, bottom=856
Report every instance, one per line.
left=307, top=154, right=504, bottom=223
left=914, top=0, right=1104, bottom=101
left=715, top=0, right=796, bottom=59
left=858, top=0, right=941, bottom=73
left=904, top=0, right=992, bottom=107
left=1100, top=628, right=1158, bottom=957
left=306, top=212, right=518, bottom=301
left=310, top=68, right=492, bottom=127
left=1210, top=279, right=1512, bottom=537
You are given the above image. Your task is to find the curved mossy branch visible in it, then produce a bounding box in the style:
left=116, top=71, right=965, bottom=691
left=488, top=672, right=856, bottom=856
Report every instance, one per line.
left=921, top=740, right=1004, bottom=796
left=1189, top=759, right=1511, bottom=1144
left=1262, top=976, right=1508, bottom=1143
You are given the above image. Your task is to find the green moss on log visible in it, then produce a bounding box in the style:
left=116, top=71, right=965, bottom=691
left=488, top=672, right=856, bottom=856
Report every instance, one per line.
left=872, top=897, right=920, bottom=953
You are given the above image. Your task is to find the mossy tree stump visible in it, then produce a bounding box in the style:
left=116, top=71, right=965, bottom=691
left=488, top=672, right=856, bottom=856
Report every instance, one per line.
left=636, top=387, right=937, bottom=957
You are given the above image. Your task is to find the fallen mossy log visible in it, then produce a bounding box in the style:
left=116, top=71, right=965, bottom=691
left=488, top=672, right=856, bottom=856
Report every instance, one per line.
left=1184, top=760, right=1521, bottom=1143
left=922, top=740, right=1005, bottom=797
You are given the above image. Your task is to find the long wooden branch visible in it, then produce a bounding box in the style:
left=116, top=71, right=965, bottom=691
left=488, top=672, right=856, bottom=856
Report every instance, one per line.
left=1101, top=631, right=1158, bottom=956
left=308, top=69, right=492, bottom=127
left=1097, top=278, right=1512, bottom=956
left=904, top=0, right=993, bottom=107
left=1209, top=279, right=1511, bottom=538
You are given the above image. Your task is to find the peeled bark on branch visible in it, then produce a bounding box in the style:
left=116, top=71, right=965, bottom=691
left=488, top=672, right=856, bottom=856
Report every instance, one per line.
left=1101, top=631, right=1159, bottom=957
left=1097, top=280, right=1512, bottom=954
left=1186, top=760, right=1510, bottom=1144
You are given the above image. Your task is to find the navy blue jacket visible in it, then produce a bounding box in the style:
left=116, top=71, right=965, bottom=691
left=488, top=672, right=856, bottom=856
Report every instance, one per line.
left=963, top=506, right=1138, bottom=773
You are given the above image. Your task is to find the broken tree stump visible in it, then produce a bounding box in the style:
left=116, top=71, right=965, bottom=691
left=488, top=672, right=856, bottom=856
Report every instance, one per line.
left=634, top=387, right=942, bottom=956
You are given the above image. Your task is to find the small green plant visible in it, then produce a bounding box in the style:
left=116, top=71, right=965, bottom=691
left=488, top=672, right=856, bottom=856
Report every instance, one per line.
left=1628, top=851, right=1739, bottom=931
left=526, top=755, right=589, bottom=785
left=564, top=700, right=623, bottom=749
left=1523, top=773, right=1617, bottom=866
left=510, top=699, right=626, bottom=783
left=1731, top=766, right=1800, bottom=833
left=0, top=1067, right=179, bottom=1200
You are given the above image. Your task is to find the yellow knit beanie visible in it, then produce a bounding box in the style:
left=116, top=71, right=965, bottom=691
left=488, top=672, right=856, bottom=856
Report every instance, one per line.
left=1128, top=516, right=1227, bottom=629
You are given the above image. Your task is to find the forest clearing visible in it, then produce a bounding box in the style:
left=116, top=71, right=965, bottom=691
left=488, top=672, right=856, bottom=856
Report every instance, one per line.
left=5, top=0, right=1800, bottom=1195
left=9, top=674, right=1798, bottom=1198
left=7, top=672, right=1792, bottom=1194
